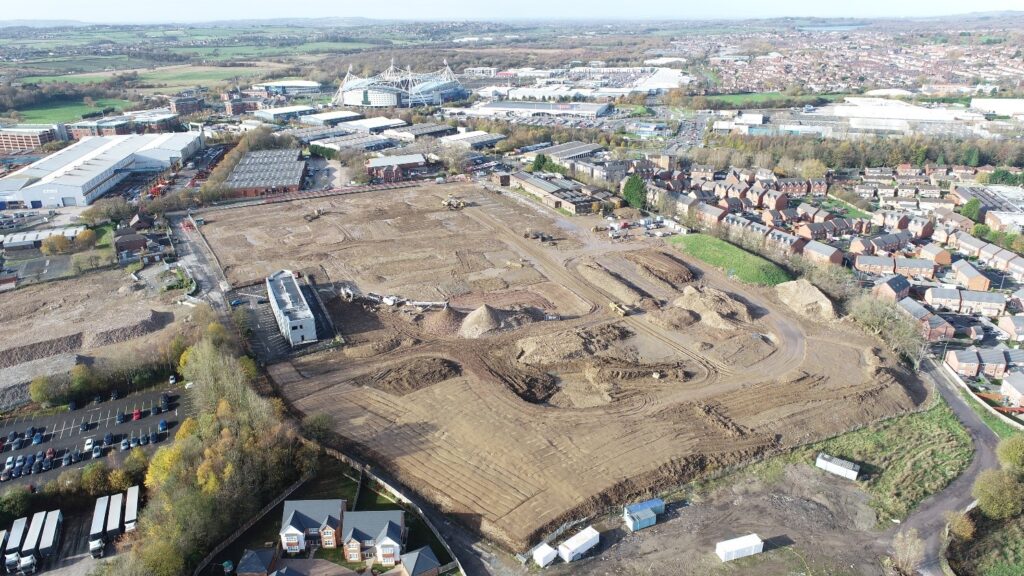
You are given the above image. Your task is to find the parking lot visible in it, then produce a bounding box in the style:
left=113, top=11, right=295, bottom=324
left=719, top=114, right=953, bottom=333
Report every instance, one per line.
left=0, top=387, right=193, bottom=487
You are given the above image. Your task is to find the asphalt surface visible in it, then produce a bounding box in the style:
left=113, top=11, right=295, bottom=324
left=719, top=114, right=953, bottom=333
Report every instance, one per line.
left=0, top=388, right=192, bottom=488
left=897, top=358, right=1000, bottom=576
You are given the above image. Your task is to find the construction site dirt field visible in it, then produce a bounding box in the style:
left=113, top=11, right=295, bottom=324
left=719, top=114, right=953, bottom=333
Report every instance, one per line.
left=0, top=268, right=182, bottom=378
left=204, top=183, right=926, bottom=552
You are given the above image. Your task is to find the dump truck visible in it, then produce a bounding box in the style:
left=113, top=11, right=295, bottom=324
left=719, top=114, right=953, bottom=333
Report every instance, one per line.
left=106, top=493, right=123, bottom=541
left=4, top=517, right=26, bottom=572
left=124, top=486, right=140, bottom=532
left=89, top=496, right=109, bottom=558
left=18, top=511, right=46, bottom=574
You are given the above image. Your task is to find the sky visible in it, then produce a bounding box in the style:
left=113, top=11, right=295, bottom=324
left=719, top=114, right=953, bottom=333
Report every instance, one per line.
left=6, top=0, right=1024, bottom=22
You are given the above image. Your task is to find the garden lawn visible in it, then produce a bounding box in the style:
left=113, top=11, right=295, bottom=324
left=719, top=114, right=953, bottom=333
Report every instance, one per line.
left=668, top=234, right=792, bottom=286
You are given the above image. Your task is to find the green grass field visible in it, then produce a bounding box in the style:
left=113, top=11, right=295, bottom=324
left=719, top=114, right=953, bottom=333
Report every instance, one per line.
left=704, top=92, right=848, bottom=106
left=22, top=65, right=272, bottom=87
left=675, top=398, right=972, bottom=524
left=13, top=98, right=132, bottom=123
left=668, top=234, right=792, bottom=286
left=168, top=41, right=376, bottom=61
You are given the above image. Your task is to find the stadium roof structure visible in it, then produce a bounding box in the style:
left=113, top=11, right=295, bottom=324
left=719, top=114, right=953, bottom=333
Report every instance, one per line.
left=333, top=60, right=464, bottom=107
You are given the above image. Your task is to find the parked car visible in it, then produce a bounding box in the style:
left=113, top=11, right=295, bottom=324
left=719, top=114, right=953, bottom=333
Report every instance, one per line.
left=169, top=375, right=177, bottom=385
left=116, top=412, right=125, bottom=424
left=160, top=394, right=170, bottom=411
left=119, top=439, right=130, bottom=452
left=80, top=421, right=89, bottom=432
left=130, top=437, right=140, bottom=449
left=23, top=427, right=35, bottom=439
left=92, top=445, right=102, bottom=459
left=110, top=390, right=119, bottom=401
left=31, top=460, right=42, bottom=475
left=62, top=453, right=72, bottom=467
left=149, top=431, right=160, bottom=445
left=12, top=465, right=22, bottom=479
left=15, top=455, right=25, bottom=468
left=44, top=447, right=55, bottom=460
left=151, top=405, right=162, bottom=416
left=71, top=449, right=82, bottom=464
left=132, top=409, right=142, bottom=421
left=24, top=454, right=35, bottom=469
left=6, top=431, right=16, bottom=445
left=11, top=438, right=23, bottom=451
left=0, top=470, right=9, bottom=482
left=103, top=433, right=113, bottom=447
left=158, top=420, right=168, bottom=433
left=41, top=458, right=52, bottom=472
left=84, top=438, right=94, bottom=452
left=229, top=299, right=244, bottom=307
left=31, top=433, right=42, bottom=445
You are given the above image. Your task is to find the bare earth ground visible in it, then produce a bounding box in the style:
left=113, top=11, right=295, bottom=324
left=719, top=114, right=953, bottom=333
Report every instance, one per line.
left=202, top=183, right=926, bottom=553
left=0, top=268, right=183, bottom=374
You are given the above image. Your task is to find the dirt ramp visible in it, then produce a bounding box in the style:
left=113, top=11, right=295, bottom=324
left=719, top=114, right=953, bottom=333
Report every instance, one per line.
left=625, top=250, right=695, bottom=289
left=0, top=333, right=84, bottom=369
left=775, top=280, right=836, bottom=321
left=577, top=262, right=645, bottom=306
left=355, top=357, right=462, bottom=396
left=672, top=286, right=752, bottom=330
left=459, top=304, right=503, bottom=338
left=88, top=310, right=174, bottom=347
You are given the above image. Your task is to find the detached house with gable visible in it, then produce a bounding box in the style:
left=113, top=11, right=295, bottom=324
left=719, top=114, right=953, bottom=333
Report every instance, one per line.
left=280, top=499, right=344, bottom=554
left=342, top=510, right=405, bottom=567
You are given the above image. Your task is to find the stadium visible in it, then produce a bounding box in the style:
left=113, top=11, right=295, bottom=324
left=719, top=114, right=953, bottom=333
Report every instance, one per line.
left=333, top=61, right=466, bottom=108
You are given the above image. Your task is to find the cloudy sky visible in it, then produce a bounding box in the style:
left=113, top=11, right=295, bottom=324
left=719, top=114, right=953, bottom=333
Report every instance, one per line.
left=7, top=0, right=1023, bottom=22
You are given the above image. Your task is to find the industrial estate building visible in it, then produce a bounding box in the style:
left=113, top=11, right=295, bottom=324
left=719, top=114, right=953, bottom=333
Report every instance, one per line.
left=310, top=133, right=397, bottom=153
left=0, top=133, right=203, bottom=208
left=266, top=270, right=318, bottom=347
left=254, top=105, right=317, bottom=123
left=251, top=80, right=322, bottom=97
left=299, top=110, right=364, bottom=127
left=223, top=149, right=306, bottom=196
left=458, top=101, right=613, bottom=119
left=0, top=125, right=66, bottom=153
left=334, top=62, right=466, bottom=108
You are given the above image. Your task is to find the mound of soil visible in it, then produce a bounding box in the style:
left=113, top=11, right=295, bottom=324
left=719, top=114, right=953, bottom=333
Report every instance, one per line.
left=672, top=286, right=751, bottom=330
left=775, top=280, right=836, bottom=321
left=648, top=307, right=700, bottom=331
left=516, top=324, right=633, bottom=366
left=459, top=305, right=503, bottom=339
left=422, top=307, right=466, bottom=337
left=89, top=310, right=174, bottom=348
left=356, top=357, right=462, bottom=396
left=0, top=333, right=84, bottom=369
left=625, top=250, right=695, bottom=290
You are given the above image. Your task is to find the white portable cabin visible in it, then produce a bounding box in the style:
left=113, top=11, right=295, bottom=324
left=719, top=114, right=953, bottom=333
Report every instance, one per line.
left=716, top=534, right=764, bottom=562
left=815, top=453, right=860, bottom=481
left=557, top=526, right=599, bottom=563
left=532, top=543, right=557, bottom=567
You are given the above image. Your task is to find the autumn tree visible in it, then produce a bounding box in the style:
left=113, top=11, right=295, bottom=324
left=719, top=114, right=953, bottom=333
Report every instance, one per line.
left=40, top=235, right=71, bottom=255
left=888, top=529, right=924, bottom=576
left=996, top=435, right=1024, bottom=474
left=972, top=468, right=1024, bottom=519
left=74, top=229, right=97, bottom=250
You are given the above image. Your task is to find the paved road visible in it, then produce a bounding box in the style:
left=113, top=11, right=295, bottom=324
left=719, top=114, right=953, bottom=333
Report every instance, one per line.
left=0, top=388, right=191, bottom=487
left=896, top=358, right=1000, bottom=576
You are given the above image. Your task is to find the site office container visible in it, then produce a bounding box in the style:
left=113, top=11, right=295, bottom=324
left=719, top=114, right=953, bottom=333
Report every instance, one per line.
left=715, top=534, right=764, bottom=562
left=557, top=526, right=599, bottom=563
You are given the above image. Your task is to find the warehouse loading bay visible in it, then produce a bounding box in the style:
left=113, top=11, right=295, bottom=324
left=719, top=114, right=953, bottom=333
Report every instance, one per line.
left=198, top=181, right=927, bottom=567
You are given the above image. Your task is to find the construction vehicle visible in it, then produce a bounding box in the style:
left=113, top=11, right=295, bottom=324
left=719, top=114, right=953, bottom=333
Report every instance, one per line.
left=441, top=194, right=466, bottom=210
left=304, top=208, right=326, bottom=222
left=609, top=302, right=630, bottom=317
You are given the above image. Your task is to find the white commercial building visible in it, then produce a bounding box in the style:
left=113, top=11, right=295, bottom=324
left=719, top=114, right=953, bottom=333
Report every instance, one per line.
left=716, top=534, right=764, bottom=562
left=461, top=101, right=613, bottom=119
left=0, top=133, right=202, bottom=208
left=266, top=270, right=318, bottom=347
left=299, top=110, right=363, bottom=127
left=557, top=526, right=599, bottom=563
left=971, top=98, right=1024, bottom=117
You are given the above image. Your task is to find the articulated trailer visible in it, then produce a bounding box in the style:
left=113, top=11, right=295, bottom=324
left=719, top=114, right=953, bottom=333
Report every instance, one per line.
left=105, top=493, right=123, bottom=541
left=4, top=517, right=26, bottom=573
left=124, top=486, right=140, bottom=532
left=18, top=511, right=46, bottom=574
left=38, top=511, right=63, bottom=559
left=89, top=496, right=109, bottom=559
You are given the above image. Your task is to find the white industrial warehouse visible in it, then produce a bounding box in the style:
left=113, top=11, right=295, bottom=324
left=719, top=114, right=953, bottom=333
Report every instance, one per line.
left=0, top=133, right=203, bottom=208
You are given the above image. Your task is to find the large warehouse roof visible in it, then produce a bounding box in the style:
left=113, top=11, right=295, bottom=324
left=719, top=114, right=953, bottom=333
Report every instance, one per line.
left=0, top=133, right=201, bottom=195
left=223, top=149, right=305, bottom=191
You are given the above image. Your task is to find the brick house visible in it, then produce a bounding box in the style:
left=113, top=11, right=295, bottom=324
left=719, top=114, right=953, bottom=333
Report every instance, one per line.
left=960, top=290, right=1007, bottom=317
left=952, top=259, right=991, bottom=291
left=956, top=234, right=988, bottom=258
left=907, top=217, right=934, bottom=239
left=918, top=243, right=952, bottom=266
left=945, top=349, right=980, bottom=378
left=280, top=500, right=343, bottom=554
left=341, top=511, right=405, bottom=567
left=855, top=255, right=895, bottom=276
left=977, top=347, right=1009, bottom=379
left=998, top=315, right=1024, bottom=342
left=874, top=276, right=911, bottom=303
left=894, top=257, right=936, bottom=279
left=761, top=190, right=789, bottom=211
left=926, top=287, right=963, bottom=312
left=1002, top=373, right=1024, bottom=407
left=399, top=547, right=442, bottom=576
left=898, top=297, right=954, bottom=341
left=802, top=240, right=842, bottom=265
left=696, top=202, right=727, bottom=227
